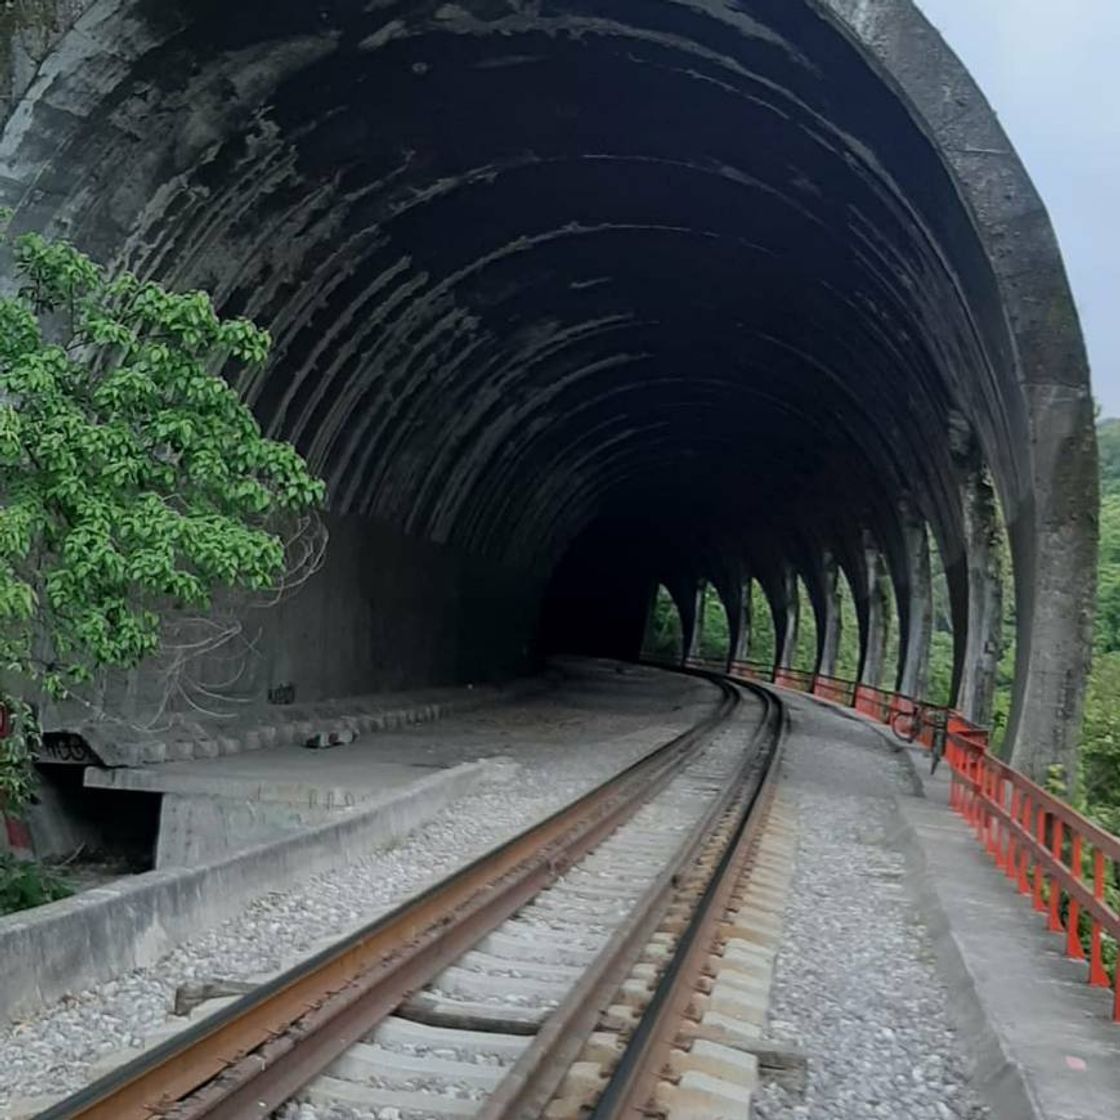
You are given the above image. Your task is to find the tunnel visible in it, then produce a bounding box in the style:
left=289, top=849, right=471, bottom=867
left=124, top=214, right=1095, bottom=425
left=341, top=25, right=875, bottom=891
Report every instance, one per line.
left=0, top=0, right=1096, bottom=779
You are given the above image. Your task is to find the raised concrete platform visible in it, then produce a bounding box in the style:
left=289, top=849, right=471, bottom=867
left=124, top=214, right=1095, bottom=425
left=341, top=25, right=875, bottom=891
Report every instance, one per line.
left=77, top=681, right=545, bottom=866
left=86, top=747, right=446, bottom=867
left=86, top=750, right=432, bottom=806
left=896, top=747, right=1120, bottom=1120
left=0, top=758, right=499, bottom=1022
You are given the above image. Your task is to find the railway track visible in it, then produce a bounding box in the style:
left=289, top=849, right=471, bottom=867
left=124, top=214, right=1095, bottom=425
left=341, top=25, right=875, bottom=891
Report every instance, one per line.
left=36, top=671, right=786, bottom=1120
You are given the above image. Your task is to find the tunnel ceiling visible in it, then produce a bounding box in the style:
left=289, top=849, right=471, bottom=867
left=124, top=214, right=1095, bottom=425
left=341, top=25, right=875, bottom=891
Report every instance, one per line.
left=0, top=0, right=1036, bottom=583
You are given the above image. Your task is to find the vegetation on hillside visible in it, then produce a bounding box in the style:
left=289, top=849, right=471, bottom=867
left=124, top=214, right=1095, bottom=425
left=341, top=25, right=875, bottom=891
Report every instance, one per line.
left=750, top=581, right=776, bottom=667
left=926, top=548, right=955, bottom=708
left=791, top=579, right=817, bottom=673
left=1080, top=419, right=1120, bottom=829
left=644, top=585, right=683, bottom=662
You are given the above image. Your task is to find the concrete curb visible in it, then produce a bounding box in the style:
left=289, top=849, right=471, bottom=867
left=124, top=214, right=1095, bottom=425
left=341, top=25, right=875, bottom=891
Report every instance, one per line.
left=887, top=735, right=928, bottom=799
left=887, top=796, right=1046, bottom=1120
left=0, top=759, right=500, bottom=1023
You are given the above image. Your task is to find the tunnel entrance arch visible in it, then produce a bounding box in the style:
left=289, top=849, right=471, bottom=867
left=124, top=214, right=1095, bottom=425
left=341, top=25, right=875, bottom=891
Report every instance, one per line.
left=0, top=0, right=1096, bottom=779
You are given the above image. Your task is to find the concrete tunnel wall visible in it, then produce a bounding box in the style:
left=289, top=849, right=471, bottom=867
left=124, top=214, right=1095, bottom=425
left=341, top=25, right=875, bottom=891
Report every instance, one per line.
left=0, top=0, right=1097, bottom=777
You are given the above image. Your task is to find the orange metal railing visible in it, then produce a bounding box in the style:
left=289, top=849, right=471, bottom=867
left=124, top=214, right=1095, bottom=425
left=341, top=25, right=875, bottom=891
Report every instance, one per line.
left=676, top=654, right=1120, bottom=1019
left=947, top=733, right=1120, bottom=1019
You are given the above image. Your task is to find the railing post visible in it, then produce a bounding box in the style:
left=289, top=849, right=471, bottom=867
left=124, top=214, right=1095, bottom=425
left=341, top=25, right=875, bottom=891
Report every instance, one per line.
left=986, top=768, right=1000, bottom=857
left=1033, top=806, right=1047, bottom=913
left=1004, top=788, right=1020, bottom=881
left=1090, top=849, right=1110, bottom=988
left=1066, top=832, right=1086, bottom=961
left=1048, top=818, right=1064, bottom=935
left=718, top=657, right=1120, bottom=1018
left=1017, top=794, right=1032, bottom=895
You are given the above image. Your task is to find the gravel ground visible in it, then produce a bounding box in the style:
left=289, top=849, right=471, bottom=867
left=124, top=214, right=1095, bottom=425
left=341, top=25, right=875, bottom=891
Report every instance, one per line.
left=753, top=699, right=990, bottom=1120
left=0, top=661, right=729, bottom=1113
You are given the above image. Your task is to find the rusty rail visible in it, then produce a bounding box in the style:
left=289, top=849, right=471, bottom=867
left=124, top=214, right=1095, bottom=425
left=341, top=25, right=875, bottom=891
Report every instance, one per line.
left=478, top=683, right=784, bottom=1120
left=583, top=688, right=785, bottom=1118
left=38, top=676, right=740, bottom=1120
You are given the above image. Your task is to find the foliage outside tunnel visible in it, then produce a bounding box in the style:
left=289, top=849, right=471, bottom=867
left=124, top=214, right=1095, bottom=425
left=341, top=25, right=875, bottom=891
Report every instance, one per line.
left=1079, top=420, right=1120, bottom=833
left=791, top=579, right=817, bottom=674
left=644, top=566, right=892, bottom=691
left=643, top=585, right=683, bottom=662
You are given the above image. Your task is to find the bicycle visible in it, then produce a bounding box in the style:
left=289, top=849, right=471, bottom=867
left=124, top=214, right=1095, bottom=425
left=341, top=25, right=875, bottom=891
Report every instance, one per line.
left=929, top=716, right=947, bottom=775
left=890, top=704, right=946, bottom=775
left=890, top=704, right=922, bottom=744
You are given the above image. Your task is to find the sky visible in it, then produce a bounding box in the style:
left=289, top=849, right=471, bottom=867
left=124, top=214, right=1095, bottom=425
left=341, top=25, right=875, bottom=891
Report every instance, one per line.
left=915, top=0, right=1120, bottom=416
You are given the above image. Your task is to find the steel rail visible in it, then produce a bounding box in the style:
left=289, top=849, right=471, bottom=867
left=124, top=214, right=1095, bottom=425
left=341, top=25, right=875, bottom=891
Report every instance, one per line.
left=586, top=681, right=787, bottom=1120
left=36, top=675, right=739, bottom=1120
left=477, top=680, right=783, bottom=1120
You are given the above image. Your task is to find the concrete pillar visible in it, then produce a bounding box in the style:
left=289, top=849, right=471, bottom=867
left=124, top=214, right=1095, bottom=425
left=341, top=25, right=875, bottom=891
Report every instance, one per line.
left=776, top=569, right=799, bottom=668
left=898, top=514, right=932, bottom=699
left=685, top=579, right=706, bottom=663
left=732, top=577, right=752, bottom=664
left=641, top=580, right=660, bottom=655
left=956, top=467, right=1004, bottom=726
left=860, top=549, right=890, bottom=689
left=1000, top=386, right=1096, bottom=783
left=817, top=557, right=842, bottom=678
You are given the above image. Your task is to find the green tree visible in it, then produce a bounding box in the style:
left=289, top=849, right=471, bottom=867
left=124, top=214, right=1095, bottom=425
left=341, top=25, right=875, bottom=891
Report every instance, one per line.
left=749, top=581, right=776, bottom=668
left=1095, top=418, right=1120, bottom=493
left=1077, top=420, right=1120, bottom=824
left=925, top=539, right=955, bottom=706
left=1094, top=490, right=1120, bottom=653
left=880, top=574, right=900, bottom=691
left=0, top=224, right=326, bottom=812
left=1078, top=651, right=1120, bottom=833
left=834, top=569, right=861, bottom=680
left=643, top=584, right=682, bottom=661
left=698, top=583, right=730, bottom=662
left=791, top=578, right=817, bottom=673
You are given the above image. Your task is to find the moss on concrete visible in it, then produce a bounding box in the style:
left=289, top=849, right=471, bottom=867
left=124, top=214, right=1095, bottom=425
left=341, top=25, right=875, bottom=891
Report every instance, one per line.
left=0, top=0, right=73, bottom=110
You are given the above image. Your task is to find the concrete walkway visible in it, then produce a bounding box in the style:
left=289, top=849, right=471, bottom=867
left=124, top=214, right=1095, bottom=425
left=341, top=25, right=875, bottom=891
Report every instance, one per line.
left=765, top=689, right=1120, bottom=1120
left=754, top=694, right=991, bottom=1120
left=898, top=740, right=1120, bottom=1120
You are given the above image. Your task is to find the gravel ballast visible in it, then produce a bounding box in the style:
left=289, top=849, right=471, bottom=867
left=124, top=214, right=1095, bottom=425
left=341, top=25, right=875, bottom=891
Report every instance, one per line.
left=0, top=662, right=726, bottom=1113
left=277, top=685, right=766, bottom=1120
left=753, top=698, right=990, bottom=1120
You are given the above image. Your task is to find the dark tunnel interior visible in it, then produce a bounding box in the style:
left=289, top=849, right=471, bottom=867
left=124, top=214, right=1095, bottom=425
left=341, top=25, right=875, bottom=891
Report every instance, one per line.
left=0, top=0, right=1097, bottom=772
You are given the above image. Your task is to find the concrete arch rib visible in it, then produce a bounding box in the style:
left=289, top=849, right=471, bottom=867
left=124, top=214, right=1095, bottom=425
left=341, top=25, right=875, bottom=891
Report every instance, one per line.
left=817, top=0, right=1096, bottom=775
